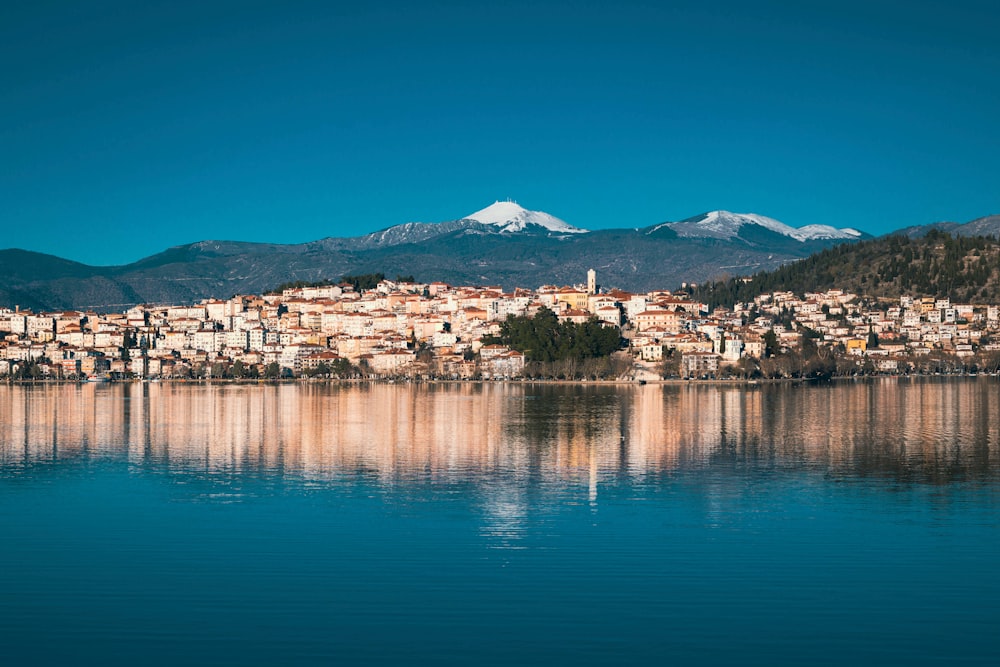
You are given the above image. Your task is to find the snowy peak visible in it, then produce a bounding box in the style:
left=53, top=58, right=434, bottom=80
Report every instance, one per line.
left=795, top=224, right=863, bottom=240
left=463, top=200, right=587, bottom=234
left=658, top=210, right=861, bottom=242
left=342, top=200, right=587, bottom=249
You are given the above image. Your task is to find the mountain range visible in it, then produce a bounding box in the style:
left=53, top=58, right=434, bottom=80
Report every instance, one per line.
left=1, top=202, right=997, bottom=312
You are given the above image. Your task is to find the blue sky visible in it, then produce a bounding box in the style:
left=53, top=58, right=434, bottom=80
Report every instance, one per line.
left=3, top=0, right=998, bottom=265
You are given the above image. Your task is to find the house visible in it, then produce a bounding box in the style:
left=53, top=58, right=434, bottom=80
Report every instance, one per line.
left=682, top=352, right=720, bottom=378
left=845, top=338, right=868, bottom=356
left=639, top=342, right=663, bottom=362
left=367, top=350, right=416, bottom=375
left=485, top=350, right=525, bottom=377
left=634, top=310, right=682, bottom=333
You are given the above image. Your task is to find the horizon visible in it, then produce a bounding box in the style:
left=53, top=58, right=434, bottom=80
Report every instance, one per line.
left=3, top=0, right=999, bottom=265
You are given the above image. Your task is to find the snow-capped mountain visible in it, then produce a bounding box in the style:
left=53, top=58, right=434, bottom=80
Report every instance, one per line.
left=652, top=211, right=862, bottom=242
left=339, top=200, right=586, bottom=250
left=344, top=205, right=864, bottom=253
left=463, top=200, right=587, bottom=234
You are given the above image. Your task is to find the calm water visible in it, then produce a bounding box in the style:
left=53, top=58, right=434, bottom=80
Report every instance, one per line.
left=1, top=380, right=998, bottom=666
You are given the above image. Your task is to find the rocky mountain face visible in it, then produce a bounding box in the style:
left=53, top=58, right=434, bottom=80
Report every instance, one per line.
left=2, top=203, right=877, bottom=312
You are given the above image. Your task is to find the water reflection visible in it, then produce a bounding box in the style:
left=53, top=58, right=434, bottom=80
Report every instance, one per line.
left=1, top=380, right=998, bottom=488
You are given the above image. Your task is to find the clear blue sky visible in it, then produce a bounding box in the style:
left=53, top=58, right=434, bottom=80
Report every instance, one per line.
left=3, top=0, right=998, bottom=265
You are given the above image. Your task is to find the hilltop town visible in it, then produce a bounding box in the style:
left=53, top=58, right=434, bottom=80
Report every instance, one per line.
left=3, top=269, right=1000, bottom=382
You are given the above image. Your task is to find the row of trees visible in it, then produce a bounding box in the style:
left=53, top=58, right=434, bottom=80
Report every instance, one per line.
left=266, top=278, right=341, bottom=294
left=659, top=342, right=1000, bottom=381
left=3, top=359, right=366, bottom=382
left=196, top=358, right=362, bottom=380
left=3, top=359, right=48, bottom=380
left=267, top=273, right=417, bottom=295
left=518, top=354, right=634, bottom=380
left=340, top=273, right=415, bottom=292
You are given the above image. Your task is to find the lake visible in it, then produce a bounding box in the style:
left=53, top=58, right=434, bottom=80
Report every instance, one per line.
left=1, top=380, right=998, bottom=665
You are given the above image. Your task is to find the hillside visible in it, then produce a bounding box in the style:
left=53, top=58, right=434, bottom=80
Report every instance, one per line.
left=896, top=214, right=1000, bottom=239
left=689, top=230, right=1000, bottom=308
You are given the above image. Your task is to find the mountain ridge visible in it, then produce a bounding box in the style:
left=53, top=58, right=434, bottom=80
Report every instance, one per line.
left=3, top=204, right=997, bottom=312
left=656, top=210, right=862, bottom=242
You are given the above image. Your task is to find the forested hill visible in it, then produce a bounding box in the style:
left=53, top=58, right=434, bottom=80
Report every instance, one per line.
left=688, top=230, right=1000, bottom=308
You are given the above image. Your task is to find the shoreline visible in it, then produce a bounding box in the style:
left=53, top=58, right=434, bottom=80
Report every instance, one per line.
left=4, top=372, right=998, bottom=387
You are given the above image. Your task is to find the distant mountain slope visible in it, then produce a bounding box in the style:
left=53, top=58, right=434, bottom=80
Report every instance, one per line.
left=0, top=249, right=101, bottom=282
left=0, top=249, right=111, bottom=311
left=897, top=214, right=1000, bottom=239
left=688, top=229, right=1000, bottom=308
left=0, top=203, right=883, bottom=311
left=332, top=219, right=495, bottom=250
left=656, top=210, right=862, bottom=242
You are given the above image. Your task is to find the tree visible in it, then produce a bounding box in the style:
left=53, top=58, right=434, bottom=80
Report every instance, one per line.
left=762, top=329, right=779, bottom=358
left=121, top=330, right=134, bottom=362
left=659, top=349, right=680, bottom=378
left=264, top=362, right=281, bottom=379
left=341, top=273, right=386, bottom=292
left=734, top=356, right=761, bottom=379
left=13, top=360, right=44, bottom=380
left=801, top=330, right=819, bottom=358
left=867, top=328, right=880, bottom=349
left=329, top=358, right=356, bottom=377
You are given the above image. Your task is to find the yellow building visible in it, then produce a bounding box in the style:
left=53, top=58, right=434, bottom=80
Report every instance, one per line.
left=555, top=288, right=589, bottom=311
left=845, top=338, right=868, bottom=355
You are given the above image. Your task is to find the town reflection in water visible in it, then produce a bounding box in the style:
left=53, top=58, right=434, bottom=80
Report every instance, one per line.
left=2, top=380, right=998, bottom=488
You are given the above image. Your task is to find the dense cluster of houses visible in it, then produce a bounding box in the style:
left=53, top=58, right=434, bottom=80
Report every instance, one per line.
left=734, top=290, right=1000, bottom=373
left=2, top=271, right=999, bottom=380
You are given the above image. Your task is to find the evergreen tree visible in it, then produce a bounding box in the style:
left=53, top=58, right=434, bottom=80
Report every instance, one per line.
left=867, top=328, right=880, bottom=349
left=762, top=329, right=779, bottom=358
left=483, top=308, right=621, bottom=363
